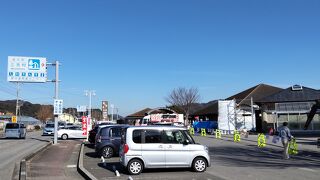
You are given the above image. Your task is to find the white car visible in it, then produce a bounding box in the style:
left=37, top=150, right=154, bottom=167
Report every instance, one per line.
left=58, top=126, right=86, bottom=140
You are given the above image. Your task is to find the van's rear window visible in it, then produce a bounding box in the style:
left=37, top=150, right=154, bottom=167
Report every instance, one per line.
left=6, top=123, right=19, bottom=129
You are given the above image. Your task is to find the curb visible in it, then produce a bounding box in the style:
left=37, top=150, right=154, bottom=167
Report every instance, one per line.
left=17, top=141, right=52, bottom=180
left=77, top=143, right=98, bottom=180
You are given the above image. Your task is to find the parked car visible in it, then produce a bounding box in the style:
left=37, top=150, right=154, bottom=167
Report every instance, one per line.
left=88, top=122, right=117, bottom=143
left=119, top=126, right=210, bottom=175
left=58, top=126, right=86, bottom=140
left=95, top=125, right=129, bottom=158
left=43, top=123, right=55, bottom=136
left=5, top=122, right=26, bottom=139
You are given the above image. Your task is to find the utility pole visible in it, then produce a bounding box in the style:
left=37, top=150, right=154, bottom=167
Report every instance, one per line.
left=15, top=82, right=20, bottom=121
left=46, top=60, right=60, bottom=145
left=85, top=90, right=95, bottom=140
left=251, top=97, right=255, bottom=131
left=53, top=61, right=59, bottom=145
left=110, top=104, right=114, bottom=122
left=116, top=107, right=119, bottom=120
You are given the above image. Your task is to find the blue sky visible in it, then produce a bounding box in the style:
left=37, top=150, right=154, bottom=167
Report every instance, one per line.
left=0, top=0, right=320, bottom=116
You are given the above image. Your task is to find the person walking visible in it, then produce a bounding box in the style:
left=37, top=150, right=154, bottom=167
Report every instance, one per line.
left=278, top=122, right=293, bottom=159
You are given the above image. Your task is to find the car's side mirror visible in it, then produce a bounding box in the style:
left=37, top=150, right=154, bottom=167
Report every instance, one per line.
left=183, top=140, right=189, bottom=145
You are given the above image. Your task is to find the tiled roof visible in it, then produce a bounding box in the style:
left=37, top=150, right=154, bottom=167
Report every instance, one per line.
left=226, top=84, right=283, bottom=105
left=259, top=86, right=320, bottom=103
left=192, top=100, right=218, bottom=115
left=126, top=108, right=152, bottom=118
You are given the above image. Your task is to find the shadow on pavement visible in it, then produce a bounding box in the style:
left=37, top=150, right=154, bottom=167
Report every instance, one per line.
left=211, top=146, right=320, bottom=169
left=85, top=152, right=98, bottom=158
left=97, top=161, right=193, bottom=175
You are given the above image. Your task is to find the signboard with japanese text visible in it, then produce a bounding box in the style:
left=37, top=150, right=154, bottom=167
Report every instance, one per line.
left=77, top=105, right=87, bottom=112
left=82, top=116, right=87, bottom=135
left=7, top=56, right=47, bottom=83
left=53, top=99, right=63, bottom=115
left=102, top=101, right=109, bottom=120
left=11, top=116, right=17, bottom=123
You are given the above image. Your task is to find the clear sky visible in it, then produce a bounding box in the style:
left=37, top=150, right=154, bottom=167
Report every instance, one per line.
left=0, top=0, right=319, bottom=116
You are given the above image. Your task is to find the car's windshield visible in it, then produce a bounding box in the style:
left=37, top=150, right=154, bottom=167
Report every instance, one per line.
left=45, top=124, right=54, bottom=128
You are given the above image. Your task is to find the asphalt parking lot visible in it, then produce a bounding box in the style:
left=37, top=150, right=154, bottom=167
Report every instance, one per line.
left=82, top=142, right=220, bottom=180
left=82, top=134, right=320, bottom=180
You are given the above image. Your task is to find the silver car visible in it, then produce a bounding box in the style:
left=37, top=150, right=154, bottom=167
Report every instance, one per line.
left=119, top=126, right=210, bottom=175
left=5, top=123, right=26, bottom=139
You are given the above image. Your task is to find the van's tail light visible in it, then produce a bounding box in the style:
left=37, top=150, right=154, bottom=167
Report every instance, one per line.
left=124, top=144, right=129, bottom=154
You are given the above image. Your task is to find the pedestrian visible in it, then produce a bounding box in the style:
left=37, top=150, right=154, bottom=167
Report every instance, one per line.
left=278, top=122, right=293, bottom=159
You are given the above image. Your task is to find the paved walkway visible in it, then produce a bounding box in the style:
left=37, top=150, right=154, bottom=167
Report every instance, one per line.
left=27, top=139, right=84, bottom=180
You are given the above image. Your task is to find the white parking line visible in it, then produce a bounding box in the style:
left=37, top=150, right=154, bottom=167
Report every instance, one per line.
left=298, top=167, right=317, bottom=172
left=66, top=165, right=77, bottom=168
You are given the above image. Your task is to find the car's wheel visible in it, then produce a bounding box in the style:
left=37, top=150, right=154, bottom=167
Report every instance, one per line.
left=192, top=157, right=207, bottom=172
left=61, top=134, right=68, bottom=140
left=127, top=159, right=143, bottom=175
left=101, top=146, right=114, bottom=158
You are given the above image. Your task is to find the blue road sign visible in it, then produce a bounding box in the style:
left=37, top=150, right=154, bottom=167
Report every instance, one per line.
left=28, top=59, right=40, bottom=70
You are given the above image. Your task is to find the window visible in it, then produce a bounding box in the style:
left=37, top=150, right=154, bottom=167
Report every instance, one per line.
left=101, top=128, right=109, bottom=136
left=110, top=127, right=122, bottom=137
left=144, top=130, right=162, bottom=143
left=6, top=123, right=19, bottom=129
left=164, top=130, right=195, bottom=144
left=132, top=130, right=142, bottom=143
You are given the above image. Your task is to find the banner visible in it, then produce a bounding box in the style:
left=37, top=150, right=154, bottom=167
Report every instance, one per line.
left=82, top=116, right=87, bottom=135
left=102, top=101, right=109, bottom=120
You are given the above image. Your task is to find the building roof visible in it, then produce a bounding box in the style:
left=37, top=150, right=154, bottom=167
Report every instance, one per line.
left=226, top=84, right=283, bottom=105
left=192, top=100, right=219, bottom=115
left=258, top=85, right=320, bottom=103
left=126, top=108, right=152, bottom=118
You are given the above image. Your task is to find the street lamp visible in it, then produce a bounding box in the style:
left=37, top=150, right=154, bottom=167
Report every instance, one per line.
left=85, top=90, right=95, bottom=140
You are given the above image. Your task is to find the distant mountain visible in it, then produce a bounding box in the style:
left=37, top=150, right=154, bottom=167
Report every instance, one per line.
left=0, top=100, right=42, bottom=117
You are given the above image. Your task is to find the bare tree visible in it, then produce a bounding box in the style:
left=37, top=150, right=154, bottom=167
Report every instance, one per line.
left=166, top=87, right=200, bottom=125
left=36, top=105, right=53, bottom=123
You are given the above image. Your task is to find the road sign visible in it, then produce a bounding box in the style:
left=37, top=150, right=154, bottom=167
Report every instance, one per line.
left=7, top=56, right=47, bottom=83
left=77, top=105, right=87, bottom=112
left=11, top=116, right=17, bottom=123
left=54, top=99, right=63, bottom=115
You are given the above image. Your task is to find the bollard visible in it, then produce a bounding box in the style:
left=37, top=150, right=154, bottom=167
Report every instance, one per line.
left=257, top=133, right=266, bottom=148
left=215, top=129, right=222, bottom=139
left=233, top=131, right=241, bottom=142
left=189, top=128, right=195, bottom=136
left=288, top=138, right=298, bottom=155
left=201, top=128, right=206, bottom=136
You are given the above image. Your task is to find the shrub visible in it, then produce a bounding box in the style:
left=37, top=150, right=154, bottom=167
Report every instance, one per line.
left=34, top=125, right=41, bottom=130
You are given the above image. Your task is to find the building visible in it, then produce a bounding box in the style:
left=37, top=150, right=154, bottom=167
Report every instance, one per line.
left=258, top=85, right=320, bottom=132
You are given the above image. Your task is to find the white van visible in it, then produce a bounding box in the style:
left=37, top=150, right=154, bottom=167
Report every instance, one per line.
left=5, top=123, right=26, bottom=139
left=119, top=126, right=210, bottom=175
